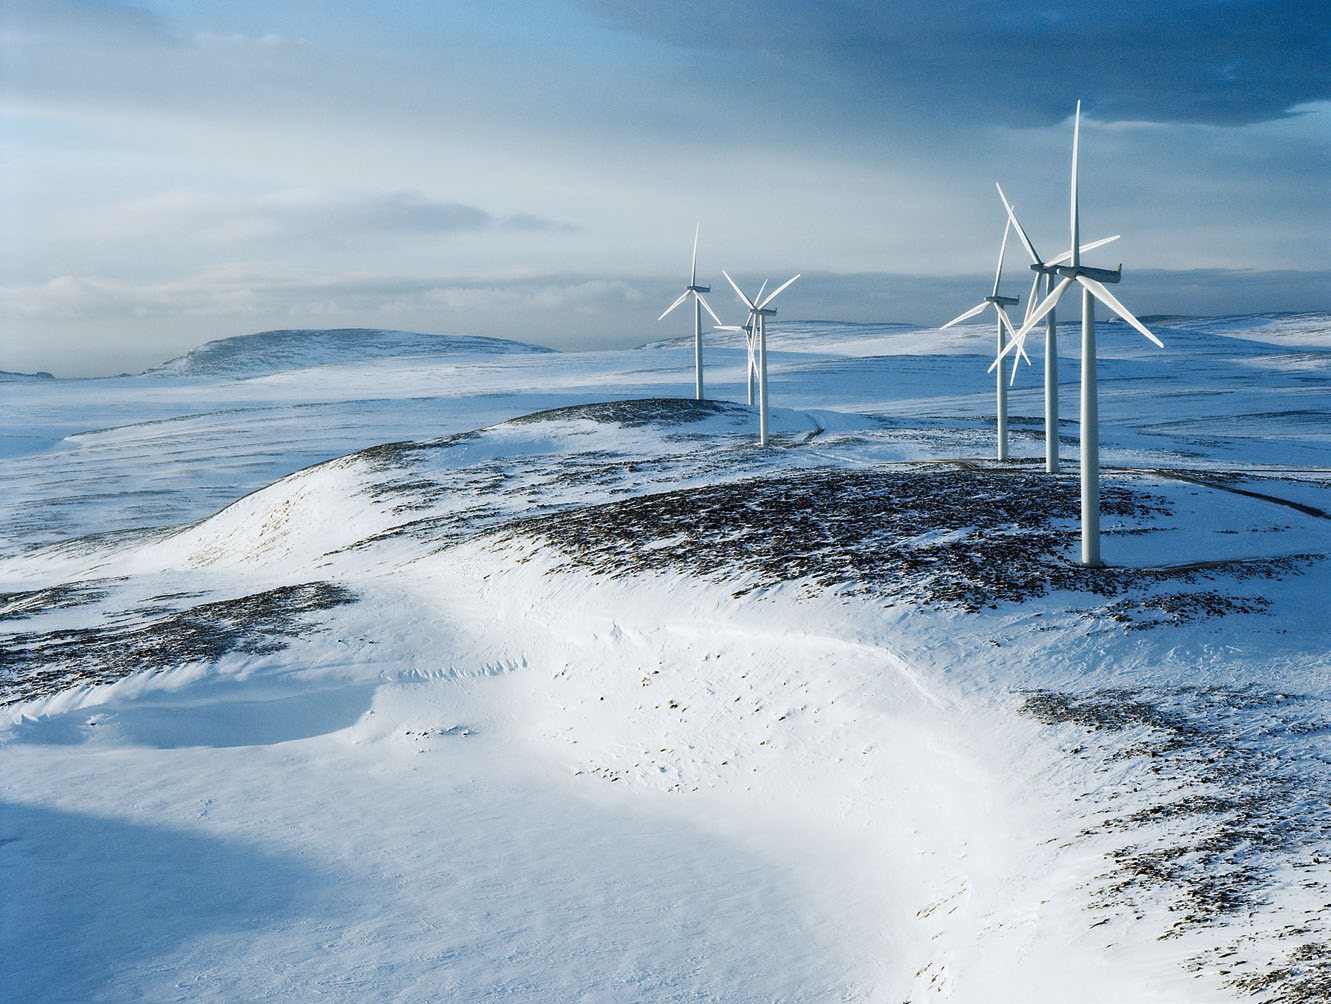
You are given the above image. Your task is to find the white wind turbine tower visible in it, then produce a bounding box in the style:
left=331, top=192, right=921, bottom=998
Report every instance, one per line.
left=722, top=271, right=799, bottom=446
left=993, top=181, right=1120, bottom=474
left=1005, top=100, right=1165, bottom=567
left=658, top=224, right=722, bottom=400
left=940, top=217, right=1028, bottom=461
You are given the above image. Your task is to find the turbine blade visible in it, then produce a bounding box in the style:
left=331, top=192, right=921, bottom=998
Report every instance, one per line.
left=758, top=273, right=800, bottom=308
left=1070, top=100, right=1081, bottom=268
left=995, top=304, right=1030, bottom=364
left=690, top=222, right=699, bottom=287
left=713, top=325, right=741, bottom=331
left=1048, top=233, right=1121, bottom=267
left=997, top=301, right=1014, bottom=339
left=1079, top=234, right=1119, bottom=256
left=1022, top=271, right=1042, bottom=328
left=996, top=182, right=1041, bottom=264
left=996, top=307, right=1031, bottom=383
left=755, top=279, right=769, bottom=306
left=695, top=290, right=722, bottom=327
left=1016, top=275, right=1075, bottom=341
left=658, top=289, right=690, bottom=321
left=941, top=301, right=989, bottom=329
left=988, top=323, right=1033, bottom=375
left=992, top=216, right=1012, bottom=298
left=988, top=328, right=1024, bottom=373
left=1076, top=276, right=1164, bottom=348
left=722, top=270, right=755, bottom=310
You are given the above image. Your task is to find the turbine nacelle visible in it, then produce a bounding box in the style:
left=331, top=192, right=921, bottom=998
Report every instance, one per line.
left=1051, top=264, right=1122, bottom=284
left=688, top=284, right=711, bottom=294
left=986, top=294, right=1019, bottom=307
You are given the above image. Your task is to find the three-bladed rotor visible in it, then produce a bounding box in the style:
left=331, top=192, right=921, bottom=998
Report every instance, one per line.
left=659, top=224, right=722, bottom=327
left=1000, top=102, right=1164, bottom=367
left=941, top=216, right=1031, bottom=368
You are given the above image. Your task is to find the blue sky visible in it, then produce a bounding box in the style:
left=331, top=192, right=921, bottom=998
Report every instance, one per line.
left=2, top=0, right=1328, bottom=374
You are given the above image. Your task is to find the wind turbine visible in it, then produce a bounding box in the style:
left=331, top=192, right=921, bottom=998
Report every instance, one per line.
left=1004, top=101, right=1165, bottom=567
left=722, top=270, right=799, bottom=446
left=940, top=217, right=1027, bottom=461
left=659, top=223, right=722, bottom=401
left=712, top=318, right=757, bottom=404
left=993, top=181, right=1119, bottom=474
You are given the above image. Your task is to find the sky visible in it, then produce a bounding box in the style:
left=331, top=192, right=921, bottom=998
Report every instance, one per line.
left=2, top=0, right=1328, bottom=376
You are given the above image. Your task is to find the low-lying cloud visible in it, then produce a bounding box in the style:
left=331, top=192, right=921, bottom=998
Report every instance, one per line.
left=72, top=189, right=574, bottom=249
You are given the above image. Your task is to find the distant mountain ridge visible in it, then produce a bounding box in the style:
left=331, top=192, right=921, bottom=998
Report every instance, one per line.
left=0, top=370, right=56, bottom=382
left=149, top=328, right=554, bottom=378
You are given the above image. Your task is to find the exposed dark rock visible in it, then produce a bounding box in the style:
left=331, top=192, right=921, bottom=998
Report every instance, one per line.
left=0, top=582, right=356, bottom=706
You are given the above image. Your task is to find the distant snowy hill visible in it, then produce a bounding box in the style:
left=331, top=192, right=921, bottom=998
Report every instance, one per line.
left=149, top=328, right=553, bottom=378
left=1151, top=310, right=1331, bottom=348
left=0, top=369, right=55, bottom=382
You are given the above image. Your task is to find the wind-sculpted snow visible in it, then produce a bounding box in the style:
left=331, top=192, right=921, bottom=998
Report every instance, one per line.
left=150, top=327, right=551, bottom=378
left=1022, top=687, right=1331, bottom=1001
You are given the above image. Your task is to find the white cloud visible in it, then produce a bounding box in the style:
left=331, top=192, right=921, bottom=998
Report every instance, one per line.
left=67, top=189, right=572, bottom=250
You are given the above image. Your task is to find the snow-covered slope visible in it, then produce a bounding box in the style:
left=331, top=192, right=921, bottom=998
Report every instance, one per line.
left=1, top=315, right=1329, bottom=1003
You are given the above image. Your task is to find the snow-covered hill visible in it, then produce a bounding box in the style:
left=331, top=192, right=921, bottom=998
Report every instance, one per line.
left=1, top=316, right=1329, bottom=1003
left=149, top=327, right=553, bottom=378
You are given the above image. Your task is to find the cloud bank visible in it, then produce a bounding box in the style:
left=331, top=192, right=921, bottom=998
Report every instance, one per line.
left=579, top=0, right=1331, bottom=126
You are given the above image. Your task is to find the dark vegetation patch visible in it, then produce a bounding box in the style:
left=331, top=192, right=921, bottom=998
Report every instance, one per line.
left=0, top=583, right=112, bottom=621
left=1021, top=687, right=1331, bottom=999
left=505, top=398, right=742, bottom=428
left=1097, top=590, right=1273, bottom=629
left=0, top=583, right=356, bottom=707
left=492, top=467, right=1303, bottom=619
left=1228, top=942, right=1331, bottom=1003
left=355, top=430, right=480, bottom=473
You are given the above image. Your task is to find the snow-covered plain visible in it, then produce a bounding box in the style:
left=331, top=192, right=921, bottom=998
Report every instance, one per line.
left=2, top=317, right=1329, bottom=1002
